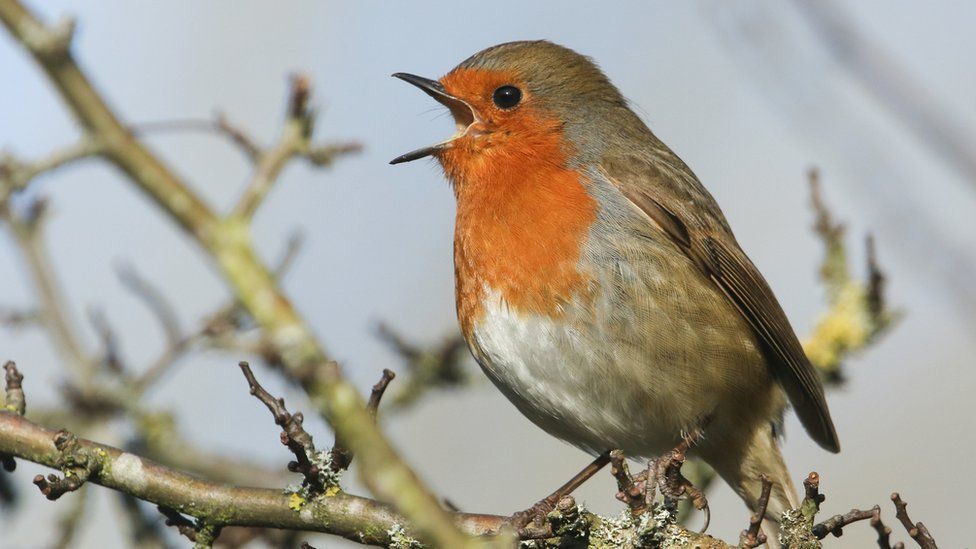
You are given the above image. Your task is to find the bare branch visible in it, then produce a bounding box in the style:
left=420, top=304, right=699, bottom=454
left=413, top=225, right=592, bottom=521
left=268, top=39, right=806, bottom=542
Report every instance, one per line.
left=803, top=170, right=900, bottom=382
left=0, top=138, right=102, bottom=202
left=87, top=306, right=126, bottom=374
left=0, top=199, right=93, bottom=382
left=813, top=505, right=879, bottom=539
left=131, top=114, right=262, bottom=162
left=3, top=360, right=25, bottom=415
left=891, top=493, right=938, bottom=549
left=330, top=368, right=396, bottom=472
left=377, top=323, right=469, bottom=409
left=231, top=74, right=313, bottom=220
left=0, top=410, right=513, bottom=546
left=116, top=262, right=184, bottom=348
left=238, top=361, right=326, bottom=493
left=33, top=430, right=100, bottom=500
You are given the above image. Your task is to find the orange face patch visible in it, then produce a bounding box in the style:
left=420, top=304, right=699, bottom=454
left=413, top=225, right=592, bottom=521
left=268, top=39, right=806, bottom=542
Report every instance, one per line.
left=438, top=68, right=598, bottom=337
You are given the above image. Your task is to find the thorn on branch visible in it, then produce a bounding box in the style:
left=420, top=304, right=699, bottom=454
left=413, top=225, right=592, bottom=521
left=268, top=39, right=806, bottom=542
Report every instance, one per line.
left=891, top=493, right=938, bottom=549
left=4, top=360, right=26, bottom=415
left=739, top=475, right=771, bottom=548
left=239, top=361, right=327, bottom=494
left=330, top=368, right=395, bottom=472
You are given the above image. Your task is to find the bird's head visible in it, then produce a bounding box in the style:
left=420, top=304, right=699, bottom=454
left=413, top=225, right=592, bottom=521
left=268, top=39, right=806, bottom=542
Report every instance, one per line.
left=391, top=41, right=635, bottom=182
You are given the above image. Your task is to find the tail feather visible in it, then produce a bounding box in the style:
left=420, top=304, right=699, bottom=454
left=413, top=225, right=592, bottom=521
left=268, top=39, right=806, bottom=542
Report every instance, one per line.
left=700, top=421, right=798, bottom=548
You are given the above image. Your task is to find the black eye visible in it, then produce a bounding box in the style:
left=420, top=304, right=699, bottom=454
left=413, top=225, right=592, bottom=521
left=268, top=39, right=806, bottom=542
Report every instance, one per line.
left=492, top=85, right=522, bottom=109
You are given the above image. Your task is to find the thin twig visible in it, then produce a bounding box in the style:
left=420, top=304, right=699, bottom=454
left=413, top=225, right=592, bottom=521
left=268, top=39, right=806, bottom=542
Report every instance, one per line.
left=813, top=506, right=879, bottom=539
left=131, top=114, right=262, bottom=162
left=3, top=360, right=25, bottom=415
left=232, top=74, right=312, bottom=220
left=330, top=368, right=395, bottom=472
left=239, top=361, right=324, bottom=493
left=891, top=493, right=938, bottom=549
left=87, top=306, right=126, bottom=374
left=0, top=138, right=103, bottom=201
left=0, top=200, right=93, bottom=383
left=0, top=409, right=518, bottom=545
left=116, top=262, right=183, bottom=347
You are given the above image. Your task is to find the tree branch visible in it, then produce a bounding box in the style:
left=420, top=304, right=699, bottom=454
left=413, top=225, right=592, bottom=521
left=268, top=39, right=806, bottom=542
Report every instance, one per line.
left=0, top=411, right=511, bottom=546
left=0, top=2, right=476, bottom=545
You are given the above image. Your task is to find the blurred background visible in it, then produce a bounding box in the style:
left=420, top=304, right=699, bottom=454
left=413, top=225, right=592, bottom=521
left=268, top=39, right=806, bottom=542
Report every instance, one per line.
left=2, top=1, right=974, bottom=547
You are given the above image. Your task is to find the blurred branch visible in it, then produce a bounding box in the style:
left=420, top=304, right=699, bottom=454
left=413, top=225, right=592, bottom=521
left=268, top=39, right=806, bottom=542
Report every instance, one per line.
left=0, top=137, right=103, bottom=203
left=2, top=360, right=940, bottom=547
left=51, top=484, right=89, bottom=549
left=0, top=2, right=470, bottom=545
left=132, top=114, right=262, bottom=162
left=0, top=197, right=93, bottom=383
left=803, top=169, right=900, bottom=381
left=330, top=368, right=395, bottom=472
left=231, top=74, right=361, bottom=220
left=376, top=323, right=470, bottom=409
left=792, top=0, right=976, bottom=190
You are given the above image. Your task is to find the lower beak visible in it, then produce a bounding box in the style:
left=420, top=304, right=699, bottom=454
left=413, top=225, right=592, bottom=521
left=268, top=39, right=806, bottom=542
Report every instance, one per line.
left=390, top=72, right=475, bottom=165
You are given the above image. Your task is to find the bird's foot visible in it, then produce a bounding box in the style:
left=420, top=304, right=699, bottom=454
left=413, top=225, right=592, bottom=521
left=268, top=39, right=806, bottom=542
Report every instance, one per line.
left=508, top=451, right=612, bottom=538
left=508, top=495, right=560, bottom=538
left=657, top=432, right=711, bottom=531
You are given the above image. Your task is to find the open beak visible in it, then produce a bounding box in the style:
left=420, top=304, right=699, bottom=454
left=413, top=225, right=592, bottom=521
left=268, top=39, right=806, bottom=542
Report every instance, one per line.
left=390, top=72, right=477, bottom=165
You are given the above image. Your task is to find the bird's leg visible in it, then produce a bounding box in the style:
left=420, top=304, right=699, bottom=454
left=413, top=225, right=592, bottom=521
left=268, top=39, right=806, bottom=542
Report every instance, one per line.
left=659, top=429, right=711, bottom=531
left=509, top=451, right=611, bottom=534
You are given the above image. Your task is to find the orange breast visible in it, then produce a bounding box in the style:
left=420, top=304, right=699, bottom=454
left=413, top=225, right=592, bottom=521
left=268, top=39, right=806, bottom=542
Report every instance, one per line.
left=440, top=107, right=598, bottom=338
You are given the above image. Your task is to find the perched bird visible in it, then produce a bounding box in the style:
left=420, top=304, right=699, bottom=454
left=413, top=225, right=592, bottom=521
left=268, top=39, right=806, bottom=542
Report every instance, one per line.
left=391, top=40, right=839, bottom=535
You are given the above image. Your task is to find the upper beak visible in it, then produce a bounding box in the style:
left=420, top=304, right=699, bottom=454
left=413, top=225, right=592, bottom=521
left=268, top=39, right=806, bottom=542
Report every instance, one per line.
left=390, top=72, right=476, bottom=165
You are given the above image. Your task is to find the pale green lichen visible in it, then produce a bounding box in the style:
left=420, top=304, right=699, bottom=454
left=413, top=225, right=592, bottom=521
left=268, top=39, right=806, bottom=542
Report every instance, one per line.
left=282, top=451, right=343, bottom=511
left=387, top=522, right=425, bottom=549
left=778, top=509, right=820, bottom=549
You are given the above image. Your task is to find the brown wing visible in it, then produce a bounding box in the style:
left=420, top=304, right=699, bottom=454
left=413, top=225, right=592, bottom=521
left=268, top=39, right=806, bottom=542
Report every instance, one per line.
left=603, top=158, right=840, bottom=453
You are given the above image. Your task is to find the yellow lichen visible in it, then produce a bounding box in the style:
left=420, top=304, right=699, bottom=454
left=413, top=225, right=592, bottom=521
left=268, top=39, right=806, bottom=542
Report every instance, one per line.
left=288, top=492, right=306, bottom=511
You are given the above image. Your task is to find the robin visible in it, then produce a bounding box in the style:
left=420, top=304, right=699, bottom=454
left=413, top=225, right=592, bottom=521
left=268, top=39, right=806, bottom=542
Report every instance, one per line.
left=391, top=40, right=838, bottom=537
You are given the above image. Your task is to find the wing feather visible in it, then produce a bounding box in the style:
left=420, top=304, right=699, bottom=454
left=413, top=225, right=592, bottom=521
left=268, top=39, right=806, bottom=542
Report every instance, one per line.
left=601, top=160, right=840, bottom=452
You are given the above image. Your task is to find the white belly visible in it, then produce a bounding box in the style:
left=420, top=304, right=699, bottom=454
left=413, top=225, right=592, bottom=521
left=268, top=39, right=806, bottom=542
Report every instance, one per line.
left=469, top=288, right=686, bottom=457
left=468, top=266, right=774, bottom=458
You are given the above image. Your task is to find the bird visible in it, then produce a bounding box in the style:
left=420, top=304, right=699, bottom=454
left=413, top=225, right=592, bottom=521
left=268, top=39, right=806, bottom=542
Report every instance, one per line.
left=390, top=40, right=839, bottom=537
